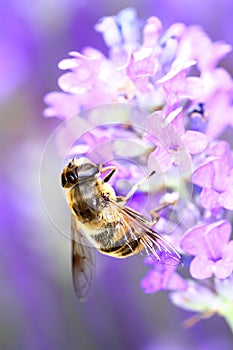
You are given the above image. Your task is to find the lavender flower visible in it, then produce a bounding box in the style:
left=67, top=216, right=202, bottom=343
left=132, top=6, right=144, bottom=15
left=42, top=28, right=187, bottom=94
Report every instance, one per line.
left=181, top=220, right=233, bottom=279
left=192, top=141, right=233, bottom=210
left=141, top=257, right=187, bottom=294
left=43, top=7, right=233, bottom=332
left=146, top=108, right=207, bottom=173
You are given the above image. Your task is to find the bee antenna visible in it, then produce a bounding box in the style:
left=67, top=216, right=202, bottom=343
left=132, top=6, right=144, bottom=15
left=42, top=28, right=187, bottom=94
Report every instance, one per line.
left=68, top=158, right=74, bottom=168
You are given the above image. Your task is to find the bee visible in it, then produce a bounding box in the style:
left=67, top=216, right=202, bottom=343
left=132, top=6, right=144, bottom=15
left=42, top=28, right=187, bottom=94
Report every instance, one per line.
left=61, top=157, right=181, bottom=301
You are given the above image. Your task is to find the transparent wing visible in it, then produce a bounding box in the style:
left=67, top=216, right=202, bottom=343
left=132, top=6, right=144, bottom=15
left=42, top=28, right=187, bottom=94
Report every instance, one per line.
left=71, top=215, right=95, bottom=301
left=107, top=199, right=182, bottom=266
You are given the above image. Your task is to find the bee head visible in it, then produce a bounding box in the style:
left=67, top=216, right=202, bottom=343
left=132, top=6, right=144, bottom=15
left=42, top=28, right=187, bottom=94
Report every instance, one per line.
left=61, top=157, right=100, bottom=188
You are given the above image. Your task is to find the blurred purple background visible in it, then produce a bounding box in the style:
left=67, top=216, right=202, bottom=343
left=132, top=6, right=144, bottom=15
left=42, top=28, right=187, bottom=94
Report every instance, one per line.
left=1, top=0, right=233, bottom=349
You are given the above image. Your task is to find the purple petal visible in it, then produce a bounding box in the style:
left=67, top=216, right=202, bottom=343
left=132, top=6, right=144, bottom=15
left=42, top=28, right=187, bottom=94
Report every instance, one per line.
left=203, top=70, right=233, bottom=138
left=168, top=107, right=185, bottom=134
left=143, top=16, right=162, bottom=47
left=181, top=224, right=209, bottom=256
left=95, top=17, right=122, bottom=47
left=133, top=77, right=152, bottom=93
left=205, top=68, right=233, bottom=95
left=126, top=49, right=158, bottom=93
left=58, top=57, right=81, bottom=70
left=209, top=141, right=231, bottom=192
left=208, top=136, right=231, bottom=159
left=95, top=7, right=140, bottom=48
left=206, top=96, right=233, bottom=141
left=146, top=111, right=183, bottom=150
left=205, top=41, right=232, bottom=70
left=182, top=130, right=207, bottom=154
left=218, top=190, right=233, bottom=210
left=43, top=92, right=80, bottom=119
left=222, top=241, right=233, bottom=261
left=57, top=49, right=106, bottom=94
left=58, top=70, right=95, bottom=94
left=200, top=187, right=220, bottom=209
left=181, top=220, right=231, bottom=259
left=215, top=241, right=233, bottom=278
left=177, top=26, right=231, bottom=71
left=184, top=76, right=204, bottom=100
left=141, top=262, right=184, bottom=294
left=215, top=259, right=233, bottom=279
left=141, top=269, right=163, bottom=293
left=190, top=256, right=214, bottom=279
left=159, top=23, right=186, bottom=66
left=117, top=7, right=140, bottom=44
left=78, top=47, right=104, bottom=61
left=206, top=220, right=231, bottom=249
left=165, top=22, right=186, bottom=39
left=166, top=272, right=188, bottom=291
left=126, top=48, right=158, bottom=80
left=148, top=146, right=173, bottom=173
left=157, top=60, right=196, bottom=105
left=192, top=157, right=216, bottom=188
left=158, top=59, right=196, bottom=83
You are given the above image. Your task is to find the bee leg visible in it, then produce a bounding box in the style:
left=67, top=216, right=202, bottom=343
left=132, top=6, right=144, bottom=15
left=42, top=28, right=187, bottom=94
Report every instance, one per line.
left=119, top=192, right=179, bottom=226
left=130, top=201, right=174, bottom=227
left=148, top=192, right=179, bottom=226
left=117, top=170, right=156, bottom=204
left=116, top=196, right=126, bottom=203
left=100, top=165, right=117, bottom=183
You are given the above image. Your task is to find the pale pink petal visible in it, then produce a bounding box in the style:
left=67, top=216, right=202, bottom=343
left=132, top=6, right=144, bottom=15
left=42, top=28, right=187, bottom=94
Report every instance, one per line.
left=190, top=256, right=214, bottom=279
left=158, top=59, right=196, bottom=83
left=157, top=60, right=197, bottom=105
left=43, top=92, right=80, bottom=119
left=143, top=16, right=163, bottom=47
left=140, top=269, right=163, bottom=293
left=192, top=157, right=216, bottom=188
left=166, top=22, right=186, bottom=39
left=182, top=130, right=207, bottom=154
left=146, top=111, right=183, bottom=149
left=184, top=76, right=204, bottom=100
left=180, top=224, right=208, bottom=257
left=215, top=259, right=233, bottom=279
left=126, top=49, right=158, bottom=78
left=167, top=272, right=188, bottom=291
left=200, top=187, right=220, bottom=209
left=95, top=17, right=122, bottom=47
left=148, top=147, right=173, bottom=173
left=222, top=241, right=233, bottom=261
left=58, top=71, right=95, bottom=94
left=58, top=57, right=80, bottom=70
left=210, top=141, right=231, bottom=192
left=219, top=190, right=233, bottom=210
left=204, top=220, right=231, bottom=255
left=177, top=26, right=231, bottom=71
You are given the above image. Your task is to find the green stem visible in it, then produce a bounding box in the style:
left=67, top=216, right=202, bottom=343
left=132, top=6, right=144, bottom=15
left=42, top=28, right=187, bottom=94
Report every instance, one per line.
left=220, top=303, right=233, bottom=333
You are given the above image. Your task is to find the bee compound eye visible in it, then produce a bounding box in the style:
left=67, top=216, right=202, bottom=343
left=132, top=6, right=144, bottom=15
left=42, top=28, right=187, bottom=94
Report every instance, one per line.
left=66, top=171, right=76, bottom=183
left=61, top=173, right=67, bottom=187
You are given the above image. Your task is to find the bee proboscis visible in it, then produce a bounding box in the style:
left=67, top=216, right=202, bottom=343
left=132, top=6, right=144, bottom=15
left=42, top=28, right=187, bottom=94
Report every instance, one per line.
left=61, top=157, right=181, bottom=301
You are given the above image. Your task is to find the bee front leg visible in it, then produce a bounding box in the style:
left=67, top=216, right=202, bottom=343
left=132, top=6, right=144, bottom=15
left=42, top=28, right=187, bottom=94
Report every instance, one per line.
left=99, top=165, right=117, bottom=183
left=116, top=170, right=156, bottom=205
left=148, top=191, right=179, bottom=226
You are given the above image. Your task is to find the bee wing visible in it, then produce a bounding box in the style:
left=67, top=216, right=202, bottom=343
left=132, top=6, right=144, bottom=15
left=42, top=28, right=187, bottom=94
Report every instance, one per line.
left=71, top=215, right=95, bottom=301
left=108, top=199, right=181, bottom=266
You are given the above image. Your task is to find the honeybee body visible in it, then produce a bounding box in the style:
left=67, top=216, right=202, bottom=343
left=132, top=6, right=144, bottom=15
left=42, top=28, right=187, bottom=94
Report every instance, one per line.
left=61, top=157, right=181, bottom=300
left=66, top=177, right=143, bottom=258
